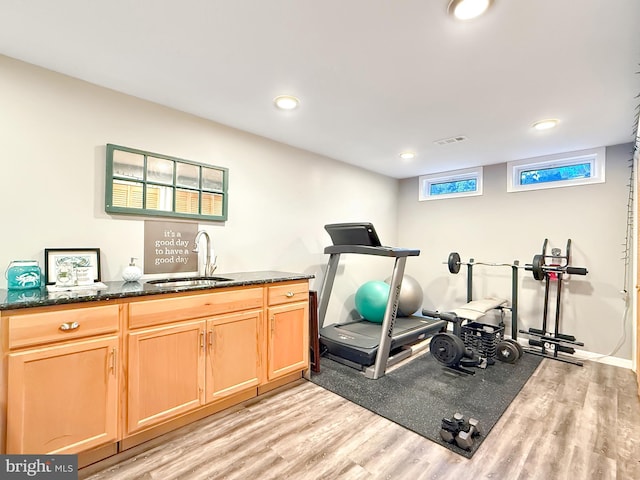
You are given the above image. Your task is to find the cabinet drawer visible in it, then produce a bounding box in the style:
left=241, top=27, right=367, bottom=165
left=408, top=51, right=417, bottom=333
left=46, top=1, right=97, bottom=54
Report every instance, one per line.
left=8, top=304, right=120, bottom=349
left=129, top=287, right=264, bottom=329
left=268, top=282, right=309, bottom=306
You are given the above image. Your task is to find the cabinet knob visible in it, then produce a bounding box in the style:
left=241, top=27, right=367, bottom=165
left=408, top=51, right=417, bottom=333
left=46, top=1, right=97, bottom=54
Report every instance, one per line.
left=286, top=291, right=294, bottom=298
left=59, top=321, right=79, bottom=331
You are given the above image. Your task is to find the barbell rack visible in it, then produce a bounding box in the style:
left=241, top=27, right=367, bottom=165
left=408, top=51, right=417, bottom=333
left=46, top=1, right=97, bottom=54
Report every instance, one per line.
left=445, top=253, right=520, bottom=340
left=445, top=239, right=589, bottom=366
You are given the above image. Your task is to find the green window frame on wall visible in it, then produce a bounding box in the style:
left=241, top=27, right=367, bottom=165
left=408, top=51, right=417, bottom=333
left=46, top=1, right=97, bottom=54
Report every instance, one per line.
left=105, top=144, right=228, bottom=221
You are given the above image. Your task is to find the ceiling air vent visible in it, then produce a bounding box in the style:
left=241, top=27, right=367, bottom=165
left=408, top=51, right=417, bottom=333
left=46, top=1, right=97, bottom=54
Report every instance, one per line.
left=434, top=135, right=468, bottom=146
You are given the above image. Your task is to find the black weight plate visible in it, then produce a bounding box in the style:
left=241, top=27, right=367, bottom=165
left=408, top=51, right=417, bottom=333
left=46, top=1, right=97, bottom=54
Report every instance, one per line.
left=496, top=341, right=519, bottom=363
left=532, top=254, right=545, bottom=281
left=460, top=353, right=482, bottom=367
left=448, top=252, right=461, bottom=274
left=430, top=333, right=465, bottom=366
left=503, top=339, right=524, bottom=360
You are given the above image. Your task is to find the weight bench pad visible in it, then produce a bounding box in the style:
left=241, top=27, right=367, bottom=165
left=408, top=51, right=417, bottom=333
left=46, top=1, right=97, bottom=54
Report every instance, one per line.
left=451, top=297, right=508, bottom=321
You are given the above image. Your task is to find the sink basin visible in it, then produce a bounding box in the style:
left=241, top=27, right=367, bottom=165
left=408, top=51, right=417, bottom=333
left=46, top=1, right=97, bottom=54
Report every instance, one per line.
left=147, top=276, right=233, bottom=288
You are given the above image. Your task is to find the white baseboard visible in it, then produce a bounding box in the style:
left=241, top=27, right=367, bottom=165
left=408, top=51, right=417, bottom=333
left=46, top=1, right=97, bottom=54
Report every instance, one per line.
left=571, top=348, right=633, bottom=369
left=512, top=337, right=633, bottom=370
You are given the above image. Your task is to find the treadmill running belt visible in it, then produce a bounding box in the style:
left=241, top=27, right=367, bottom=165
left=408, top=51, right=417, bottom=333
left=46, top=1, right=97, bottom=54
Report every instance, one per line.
left=320, top=315, right=445, bottom=367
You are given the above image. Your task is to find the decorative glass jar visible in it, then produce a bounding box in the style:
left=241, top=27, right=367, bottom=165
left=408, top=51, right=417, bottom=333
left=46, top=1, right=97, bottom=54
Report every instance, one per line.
left=6, top=260, right=42, bottom=290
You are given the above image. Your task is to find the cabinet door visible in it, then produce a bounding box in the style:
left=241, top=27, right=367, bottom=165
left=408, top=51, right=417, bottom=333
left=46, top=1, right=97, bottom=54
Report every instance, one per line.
left=127, top=320, right=205, bottom=434
left=205, top=310, right=261, bottom=402
left=7, top=336, right=118, bottom=454
left=267, top=301, right=309, bottom=380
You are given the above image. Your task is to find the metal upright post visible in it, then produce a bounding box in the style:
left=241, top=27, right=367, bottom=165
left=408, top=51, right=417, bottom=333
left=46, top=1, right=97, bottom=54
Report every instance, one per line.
left=317, top=253, right=341, bottom=329
left=467, top=259, right=474, bottom=303
left=365, top=256, right=407, bottom=379
left=511, top=261, right=519, bottom=340
left=554, top=272, right=563, bottom=339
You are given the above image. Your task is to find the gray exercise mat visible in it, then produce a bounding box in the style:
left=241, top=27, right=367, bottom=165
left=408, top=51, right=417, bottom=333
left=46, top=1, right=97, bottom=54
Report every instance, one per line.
left=309, top=351, right=543, bottom=458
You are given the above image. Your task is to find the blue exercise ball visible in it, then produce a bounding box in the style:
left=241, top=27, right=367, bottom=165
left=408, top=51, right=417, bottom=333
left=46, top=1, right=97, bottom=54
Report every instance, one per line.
left=355, top=280, right=390, bottom=323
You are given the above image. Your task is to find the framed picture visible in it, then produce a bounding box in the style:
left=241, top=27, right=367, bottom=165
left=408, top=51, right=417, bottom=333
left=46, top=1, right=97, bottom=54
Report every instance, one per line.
left=44, top=248, right=101, bottom=285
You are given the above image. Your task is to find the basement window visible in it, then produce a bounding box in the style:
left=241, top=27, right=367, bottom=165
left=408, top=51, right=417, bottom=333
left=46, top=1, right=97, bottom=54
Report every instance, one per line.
left=419, top=167, right=483, bottom=201
left=507, top=147, right=605, bottom=192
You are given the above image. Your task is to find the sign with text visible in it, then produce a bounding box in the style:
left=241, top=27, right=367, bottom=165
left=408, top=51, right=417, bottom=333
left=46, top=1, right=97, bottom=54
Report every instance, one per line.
left=144, top=221, right=198, bottom=275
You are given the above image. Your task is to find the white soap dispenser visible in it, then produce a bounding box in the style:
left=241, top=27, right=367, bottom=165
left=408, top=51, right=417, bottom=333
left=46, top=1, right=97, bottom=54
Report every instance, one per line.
left=122, top=257, right=142, bottom=282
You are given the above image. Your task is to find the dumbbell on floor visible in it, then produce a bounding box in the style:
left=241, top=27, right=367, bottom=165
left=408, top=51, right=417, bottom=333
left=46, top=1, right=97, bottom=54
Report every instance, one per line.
left=440, top=412, right=482, bottom=450
left=457, top=417, right=481, bottom=450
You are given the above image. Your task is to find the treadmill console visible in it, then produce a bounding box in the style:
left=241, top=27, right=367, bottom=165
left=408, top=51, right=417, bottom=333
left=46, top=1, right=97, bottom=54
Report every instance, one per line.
left=324, top=222, right=382, bottom=247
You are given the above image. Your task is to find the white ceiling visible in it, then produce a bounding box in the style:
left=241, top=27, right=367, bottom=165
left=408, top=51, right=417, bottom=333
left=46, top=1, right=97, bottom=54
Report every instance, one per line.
left=1, top=0, right=639, bottom=179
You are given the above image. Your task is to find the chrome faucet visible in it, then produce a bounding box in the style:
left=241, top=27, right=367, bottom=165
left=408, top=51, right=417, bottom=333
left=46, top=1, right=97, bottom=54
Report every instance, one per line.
left=193, top=230, right=216, bottom=276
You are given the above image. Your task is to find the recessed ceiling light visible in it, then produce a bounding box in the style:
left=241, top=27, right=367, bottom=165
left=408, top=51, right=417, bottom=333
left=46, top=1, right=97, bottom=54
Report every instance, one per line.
left=400, top=152, right=416, bottom=160
left=532, top=119, right=559, bottom=131
left=274, top=95, right=300, bottom=110
left=448, top=0, right=492, bottom=20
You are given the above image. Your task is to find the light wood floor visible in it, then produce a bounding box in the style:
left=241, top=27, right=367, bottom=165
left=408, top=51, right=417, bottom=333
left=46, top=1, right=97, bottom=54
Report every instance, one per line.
left=80, top=359, right=640, bottom=480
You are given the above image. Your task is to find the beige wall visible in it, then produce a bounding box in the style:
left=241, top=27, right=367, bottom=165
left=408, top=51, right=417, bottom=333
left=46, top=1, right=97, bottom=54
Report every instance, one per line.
left=0, top=54, right=632, bottom=363
left=0, top=55, right=399, bottom=324
left=397, top=144, right=634, bottom=362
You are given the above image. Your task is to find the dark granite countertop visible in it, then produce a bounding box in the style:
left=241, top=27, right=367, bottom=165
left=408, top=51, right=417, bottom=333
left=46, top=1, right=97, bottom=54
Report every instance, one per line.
left=0, top=271, right=314, bottom=311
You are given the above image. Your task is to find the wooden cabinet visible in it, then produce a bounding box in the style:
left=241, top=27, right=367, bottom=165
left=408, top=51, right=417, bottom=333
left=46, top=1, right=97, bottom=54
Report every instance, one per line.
left=128, top=288, right=263, bottom=330
left=126, top=287, right=265, bottom=434
left=8, top=304, right=119, bottom=349
left=4, top=304, right=120, bottom=454
left=0, top=276, right=309, bottom=461
left=266, top=282, right=309, bottom=381
left=205, top=310, right=262, bottom=402
left=126, top=320, right=205, bottom=434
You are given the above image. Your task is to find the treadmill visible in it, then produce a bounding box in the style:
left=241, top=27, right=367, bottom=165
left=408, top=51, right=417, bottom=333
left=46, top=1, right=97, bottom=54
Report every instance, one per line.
left=317, top=223, right=445, bottom=379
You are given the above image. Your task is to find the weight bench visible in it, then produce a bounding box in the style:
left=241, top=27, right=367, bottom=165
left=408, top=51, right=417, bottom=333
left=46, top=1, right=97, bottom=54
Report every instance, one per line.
left=424, top=297, right=507, bottom=334
left=450, top=297, right=508, bottom=323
